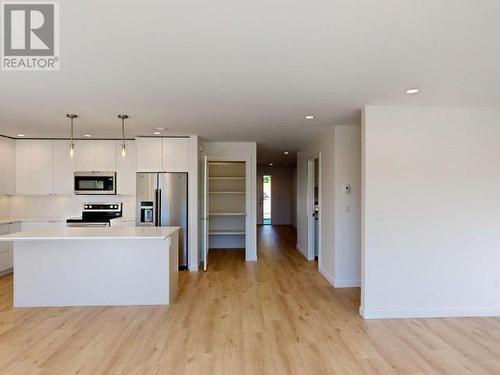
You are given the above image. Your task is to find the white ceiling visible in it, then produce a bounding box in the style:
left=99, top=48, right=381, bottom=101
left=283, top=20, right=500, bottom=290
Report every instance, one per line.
left=1, top=0, right=500, bottom=165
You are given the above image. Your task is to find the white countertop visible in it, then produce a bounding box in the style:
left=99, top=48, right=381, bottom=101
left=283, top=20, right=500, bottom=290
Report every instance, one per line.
left=0, top=226, right=179, bottom=241
left=0, top=217, right=136, bottom=225
left=0, top=217, right=64, bottom=225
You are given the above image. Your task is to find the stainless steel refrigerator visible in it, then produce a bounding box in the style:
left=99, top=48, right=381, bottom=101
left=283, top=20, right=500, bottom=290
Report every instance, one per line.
left=136, top=172, right=188, bottom=270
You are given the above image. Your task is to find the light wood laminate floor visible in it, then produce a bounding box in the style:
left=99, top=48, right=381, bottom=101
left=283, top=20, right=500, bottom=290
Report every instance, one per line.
left=1, top=225, right=500, bottom=374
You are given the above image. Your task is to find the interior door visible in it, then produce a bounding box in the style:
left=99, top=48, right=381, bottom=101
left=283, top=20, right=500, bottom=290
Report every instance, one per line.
left=257, top=174, right=263, bottom=225
left=203, top=156, right=209, bottom=271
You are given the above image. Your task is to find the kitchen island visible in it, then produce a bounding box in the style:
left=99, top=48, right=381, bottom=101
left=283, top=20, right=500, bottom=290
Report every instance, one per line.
left=0, top=226, right=179, bottom=307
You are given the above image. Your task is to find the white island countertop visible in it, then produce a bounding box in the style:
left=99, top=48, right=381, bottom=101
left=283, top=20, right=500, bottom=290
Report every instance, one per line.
left=6, top=226, right=180, bottom=307
left=0, top=226, right=180, bottom=241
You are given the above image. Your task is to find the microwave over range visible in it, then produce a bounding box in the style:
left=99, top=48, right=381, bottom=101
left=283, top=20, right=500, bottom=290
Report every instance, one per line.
left=74, top=172, right=116, bottom=195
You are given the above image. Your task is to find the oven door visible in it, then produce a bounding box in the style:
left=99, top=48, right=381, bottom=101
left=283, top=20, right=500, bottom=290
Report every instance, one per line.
left=74, top=172, right=116, bottom=195
left=66, top=222, right=111, bottom=227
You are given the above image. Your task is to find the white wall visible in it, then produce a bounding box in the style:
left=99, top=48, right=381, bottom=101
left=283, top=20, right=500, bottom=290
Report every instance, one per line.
left=290, top=165, right=297, bottom=228
left=257, top=165, right=294, bottom=225
left=334, top=126, right=361, bottom=287
left=296, top=126, right=361, bottom=288
left=362, top=105, right=500, bottom=319
left=296, top=127, right=336, bottom=282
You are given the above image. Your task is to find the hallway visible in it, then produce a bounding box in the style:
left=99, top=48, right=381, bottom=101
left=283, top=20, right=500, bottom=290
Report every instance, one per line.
left=0, top=226, right=500, bottom=373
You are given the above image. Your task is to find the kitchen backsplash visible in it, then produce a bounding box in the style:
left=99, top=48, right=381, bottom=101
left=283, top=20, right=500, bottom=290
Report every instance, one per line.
left=6, top=195, right=136, bottom=220
left=0, top=196, right=9, bottom=218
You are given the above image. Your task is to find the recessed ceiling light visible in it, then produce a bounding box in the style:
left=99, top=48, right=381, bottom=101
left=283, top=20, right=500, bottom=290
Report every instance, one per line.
left=406, top=88, right=419, bottom=94
left=17, top=134, right=26, bottom=137
left=154, top=131, right=161, bottom=135
left=284, top=151, right=289, bottom=155
left=305, top=115, right=315, bottom=120
left=269, top=163, right=273, bottom=166
left=83, top=134, right=92, bottom=138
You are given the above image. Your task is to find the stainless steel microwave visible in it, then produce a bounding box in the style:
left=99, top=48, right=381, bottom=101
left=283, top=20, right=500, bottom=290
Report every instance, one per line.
left=74, top=172, right=116, bottom=195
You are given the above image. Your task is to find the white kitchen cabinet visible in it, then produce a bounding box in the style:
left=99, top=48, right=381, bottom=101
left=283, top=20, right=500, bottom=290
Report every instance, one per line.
left=30, top=140, right=53, bottom=195
left=74, top=140, right=116, bottom=172
left=116, top=140, right=136, bottom=195
left=136, top=137, right=189, bottom=172
left=162, top=138, right=189, bottom=172
left=0, top=137, right=15, bottom=195
left=7, top=222, right=20, bottom=270
left=0, top=222, right=18, bottom=273
left=15, top=141, right=31, bottom=195
left=53, top=140, right=75, bottom=195
left=136, top=138, right=163, bottom=172
left=8, top=222, right=20, bottom=233
left=95, top=140, right=116, bottom=171
left=74, top=140, right=96, bottom=171
left=0, top=138, right=6, bottom=194
left=16, top=140, right=53, bottom=195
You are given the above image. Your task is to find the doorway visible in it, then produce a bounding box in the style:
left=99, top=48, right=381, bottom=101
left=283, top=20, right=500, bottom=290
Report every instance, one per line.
left=263, top=175, right=271, bottom=225
left=307, top=155, right=321, bottom=263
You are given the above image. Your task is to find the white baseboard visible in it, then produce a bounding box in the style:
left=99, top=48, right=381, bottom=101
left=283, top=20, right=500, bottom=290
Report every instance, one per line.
left=319, top=267, right=360, bottom=289
left=318, top=266, right=335, bottom=285
left=360, top=306, right=500, bottom=319
left=333, top=279, right=361, bottom=288
left=0, top=268, right=13, bottom=277
left=296, top=244, right=307, bottom=259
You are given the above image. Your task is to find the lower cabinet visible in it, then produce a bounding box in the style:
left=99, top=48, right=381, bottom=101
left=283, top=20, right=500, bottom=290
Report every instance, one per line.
left=0, top=222, right=20, bottom=274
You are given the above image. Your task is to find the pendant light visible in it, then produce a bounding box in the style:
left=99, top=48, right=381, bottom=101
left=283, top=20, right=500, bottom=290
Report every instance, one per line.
left=118, top=114, right=128, bottom=158
left=66, top=114, right=78, bottom=158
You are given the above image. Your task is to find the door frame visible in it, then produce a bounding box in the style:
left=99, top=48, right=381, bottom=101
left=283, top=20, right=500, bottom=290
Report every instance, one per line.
left=201, top=153, right=257, bottom=262
left=307, top=153, right=322, bottom=265
left=256, top=173, right=264, bottom=225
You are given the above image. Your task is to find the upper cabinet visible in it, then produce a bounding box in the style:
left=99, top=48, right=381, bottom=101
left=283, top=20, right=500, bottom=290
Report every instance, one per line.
left=15, top=141, right=31, bottom=195
left=30, top=140, right=53, bottom=195
left=136, top=137, right=189, bottom=172
left=95, top=140, right=116, bottom=171
left=162, top=138, right=189, bottom=172
left=73, top=140, right=95, bottom=171
left=15, top=140, right=53, bottom=195
left=74, top=140, right=116, bottom=172
left=15, top=139, right=122, bottom=196
left=136, top=138, right=162, bottom=172
left=0, top=137, right=15, bottom=195
left=53, top=140, right=75, bottom=195
left=116, top=140, right=136, bottom=195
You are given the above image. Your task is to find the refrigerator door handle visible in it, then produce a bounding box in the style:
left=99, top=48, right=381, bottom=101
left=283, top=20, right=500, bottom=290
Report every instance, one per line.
left=155, top=189, right=161, bottom=226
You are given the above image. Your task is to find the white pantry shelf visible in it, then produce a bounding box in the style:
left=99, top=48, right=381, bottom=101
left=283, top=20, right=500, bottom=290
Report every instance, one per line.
left=209, top=212, right=246, bottom=216
left=209, top=176, right=245, bottom=180
left=209, top=191, right=245, bottom=194
left=209, top=230, right=245, bottom=236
